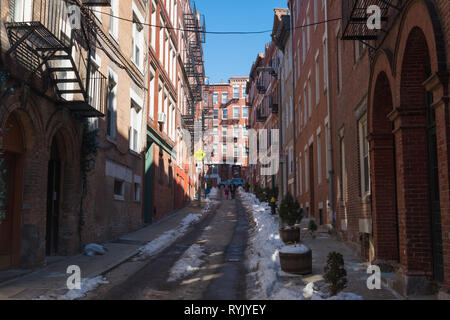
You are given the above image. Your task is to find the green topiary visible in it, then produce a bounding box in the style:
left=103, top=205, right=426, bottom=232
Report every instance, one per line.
left=323, top=252, right=347, bottom=296
left=279, top=193, right=302, bottom=227
left=308, top=220, right=318, bottom=239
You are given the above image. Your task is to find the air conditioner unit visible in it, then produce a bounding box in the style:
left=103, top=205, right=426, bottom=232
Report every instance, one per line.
left=158, top=112, right=167, bottom=123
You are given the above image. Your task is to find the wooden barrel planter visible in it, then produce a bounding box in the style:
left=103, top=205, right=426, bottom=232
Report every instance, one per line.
left=279, top=245, right=312, bottom=275
left=279, top=227, right=300, bottom=244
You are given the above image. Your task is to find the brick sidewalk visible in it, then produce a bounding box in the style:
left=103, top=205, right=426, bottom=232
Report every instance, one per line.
left=0, top=200, right=212, bottom=300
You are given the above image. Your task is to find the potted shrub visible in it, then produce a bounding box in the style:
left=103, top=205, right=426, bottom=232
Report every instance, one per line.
left=279, top=243, right=312, bottom=275
left=323, top=252, right=347, bottom=296
left=308, top=220, right=318, bottom=239
left=278, top=193, right=303, bottom=244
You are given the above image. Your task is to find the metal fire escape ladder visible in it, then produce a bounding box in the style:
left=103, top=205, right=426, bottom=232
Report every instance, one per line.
left=4, top=0, right=107, bottom=117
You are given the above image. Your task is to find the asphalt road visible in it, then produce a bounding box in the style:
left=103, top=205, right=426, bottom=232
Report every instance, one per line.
left=85, top=191, right=249, bottom=300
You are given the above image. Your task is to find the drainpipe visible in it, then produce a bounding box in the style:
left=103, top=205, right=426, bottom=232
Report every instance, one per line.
left=325, top=2, right=336, bottom=227
left=289, top=1, right=297, bottom=198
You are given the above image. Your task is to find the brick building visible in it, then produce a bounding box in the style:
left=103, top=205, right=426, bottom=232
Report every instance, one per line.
left=247, top=40, right=282, bottom=191
left=288, top=0, right=334, bottom=228
left=341, top=0, right=450, bottom=296
left=204, top=77, right=250, bottom=185
left=144, top=0, right=204, bottom=223
left=0, top=0, right=147, bottom=269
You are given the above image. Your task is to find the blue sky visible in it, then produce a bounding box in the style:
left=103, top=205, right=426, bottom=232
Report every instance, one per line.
left=194, top=0, right=286, bottom=84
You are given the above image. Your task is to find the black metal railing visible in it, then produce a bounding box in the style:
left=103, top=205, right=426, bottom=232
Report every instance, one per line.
left=342, top=0, right=400, bottom=41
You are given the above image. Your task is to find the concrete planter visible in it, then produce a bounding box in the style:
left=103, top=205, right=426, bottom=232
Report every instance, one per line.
left=279, top=245, right=312, bottom=275
left=279, top=227, right=300, bottom=244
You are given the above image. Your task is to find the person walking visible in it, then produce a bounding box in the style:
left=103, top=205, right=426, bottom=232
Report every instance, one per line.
left=224, top=186, right=230, bottom=200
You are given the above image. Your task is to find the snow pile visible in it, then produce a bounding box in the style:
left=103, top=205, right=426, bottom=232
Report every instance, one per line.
left=138, top=213, right=203, bottom=258
left=168, top=244, right=205, bottom=282
left=239, top=188, right=363, bottom=301
left=208, top=187, right=218, bottom=198
left=280, top=244, right=310, bottom=254
left=238, top=188, right=284, bottom=299
left=35, top=276, right=109, bottom=300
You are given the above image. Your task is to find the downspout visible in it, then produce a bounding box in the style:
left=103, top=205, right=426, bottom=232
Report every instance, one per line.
left=325, top=2, right=336, bottom=227
left=289, top=1, right=297, bottom=197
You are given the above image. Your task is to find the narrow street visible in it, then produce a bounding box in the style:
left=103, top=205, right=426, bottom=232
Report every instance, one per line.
left=85, top=190, right=249, bottom=300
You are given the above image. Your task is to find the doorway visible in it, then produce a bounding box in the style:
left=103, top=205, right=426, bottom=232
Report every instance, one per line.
left=0, top=114, right=24, bottom=270
left=46, top=140, right=61, bottom=256
left=309, top=144, right=314, bottom=218
left=426, top=90, right=444, bottom=282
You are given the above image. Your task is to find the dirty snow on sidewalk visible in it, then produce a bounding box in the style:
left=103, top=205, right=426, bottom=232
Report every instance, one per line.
left=239, top=189, right=363, bottom=300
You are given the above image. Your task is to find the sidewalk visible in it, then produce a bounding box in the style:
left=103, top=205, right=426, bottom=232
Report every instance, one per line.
left=0, top=199, right=214, bottom=300
left=240, top=190, right=400, bottom=300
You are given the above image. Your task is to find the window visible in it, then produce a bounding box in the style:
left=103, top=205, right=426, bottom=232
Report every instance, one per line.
left=234, top=126, right=239, bottom=138
left=150, top=2, right=156, bottom=49
left=289, top=148, right=293, bottom=174
left=306, top=16, right=310, bottom=50
left=213, top=143, right=218, bottom=156
left=359, top=115, right=370, bottom=196
left=317, top=132, right=322, bottom=184
left=213, top=92, right=219, bottom=105
left=114, top=179, right=125, bottom=200
left=132, top=10, right=144, bottom=70
left=243, top=107, right=248, bottom=119
left=222, top=126, right=228, bottom=138
left=12, top=0, right=32, bottom=22
left=159, top=17, right=164, bottom=61
left=222, top=143, right=227, bottom=157
left=340, top=136, right=346, bottom=201
left=222, top=109, right=228, bottom=120
left=337, top=30, right=342, bottom=93
left=303, top=89, right=307, bottom=126
left=323, top=37, right=328, bottom=91
left=107, top=70, right=118, bottom=139
left=222, top=93, right=228, bottom=104
left=315, top=53, right=320, bottom=105
left=149, top=69, right=155, bottom=119
left=129, top=97, right=142, bottom=153
left=299, top=157, right=303, bottom=195
left=233, top=106, right=240, bottom=119
left=243, top=126, right=248, bottom=137
left=213, top=126, right=218, bottom=135
left=302, top=23, right=306, bottom=63
left=204, top=93, right=208, bottom=105
left=109, top=0, right=119, bottom=39
left=233, top=86, right=240, bottom=99
left=308, top=77, right=312, bottom=118
left=243, top=145, right=248, bottom=158
left=305, top=149, right=309, bottom=192
left=134, top=183, right=141, bottom=202
left=168, top=165, right=173, bottom=187
left=213, top=109, right=218, bottom=120
left=234, top=145, right=239, bottom=158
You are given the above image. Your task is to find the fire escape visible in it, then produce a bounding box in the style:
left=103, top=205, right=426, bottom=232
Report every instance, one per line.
left=182, top=5, right=206, bottom=151
left=342, top=0, right=404, bottom=59
left=4, top=0, right=110, bottom=117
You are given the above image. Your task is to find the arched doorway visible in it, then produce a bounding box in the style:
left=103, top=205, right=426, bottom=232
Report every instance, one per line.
left=0, top=114, right=24, bottom=270
left=394, top=26, right=443, bottom=281
left=370, top=71, right=399, bottom=263
left=46, top=134, right=64, bottom=256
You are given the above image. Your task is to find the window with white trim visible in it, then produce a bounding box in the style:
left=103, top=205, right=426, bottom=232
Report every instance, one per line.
left=359, top=114, right=371, bottom=196
left=109, top=0, right=119, bottom=39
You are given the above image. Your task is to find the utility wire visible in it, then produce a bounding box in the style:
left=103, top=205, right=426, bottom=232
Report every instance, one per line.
left=88, top=8, right=342, bottom=35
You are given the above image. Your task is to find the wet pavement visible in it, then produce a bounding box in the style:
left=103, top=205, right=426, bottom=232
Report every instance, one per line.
left=86, top=190, right=250, bottom=300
